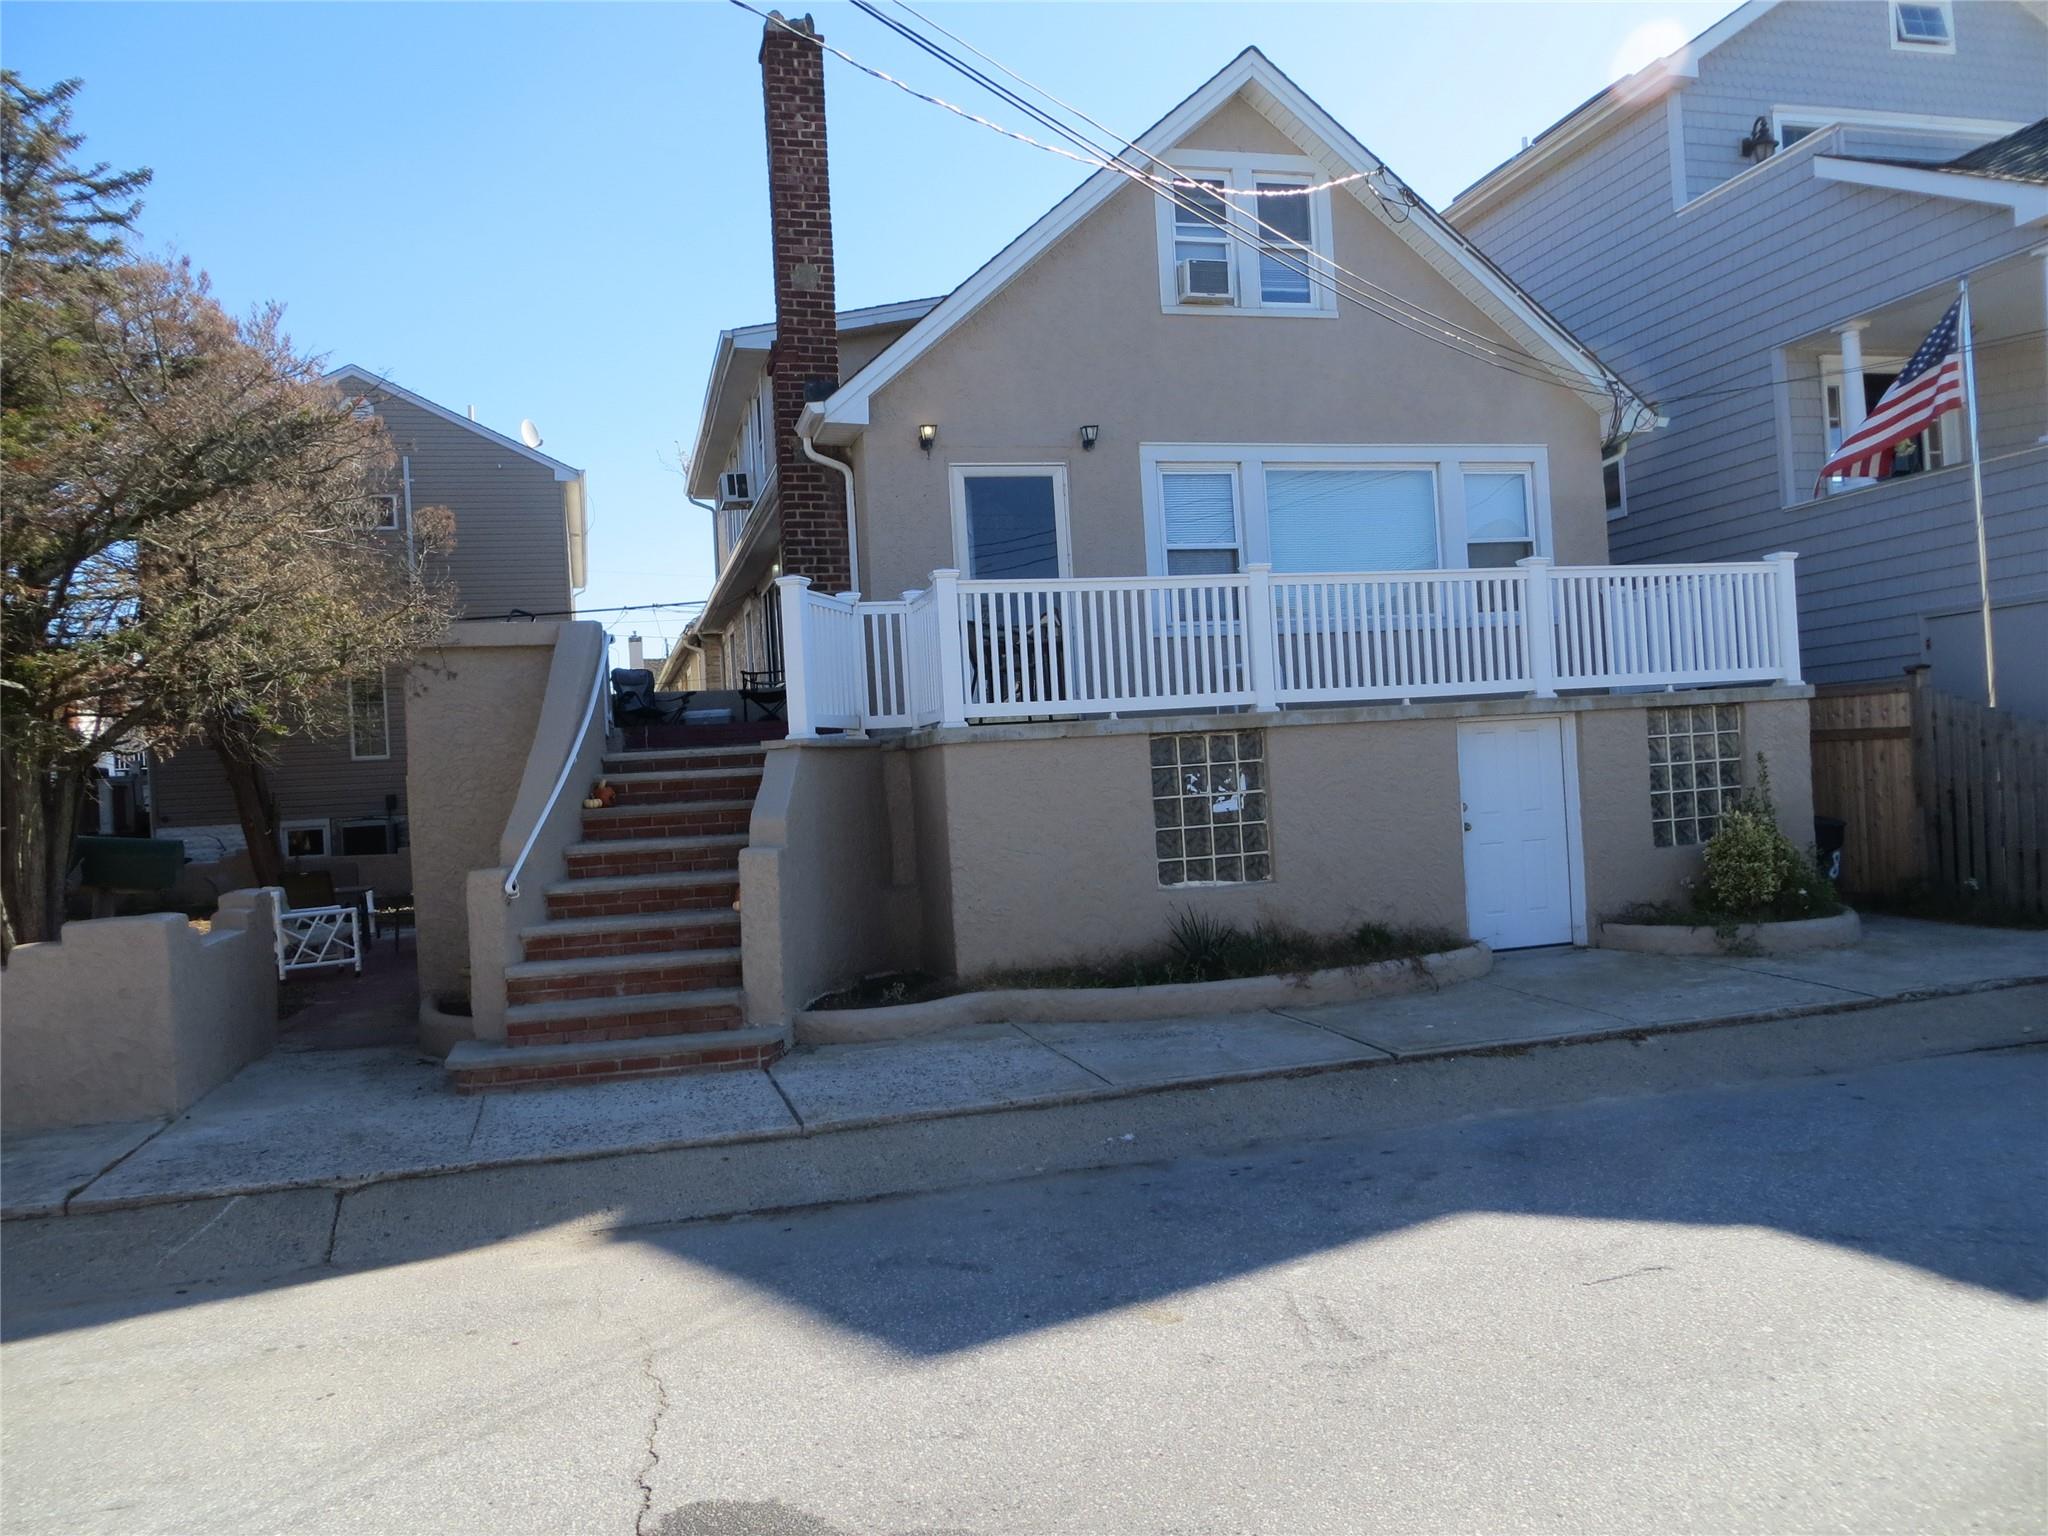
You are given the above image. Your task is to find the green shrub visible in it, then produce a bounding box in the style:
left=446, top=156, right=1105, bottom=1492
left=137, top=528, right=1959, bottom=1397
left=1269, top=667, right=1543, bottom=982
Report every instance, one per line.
left=1699, top=755, right=1838, bottom=921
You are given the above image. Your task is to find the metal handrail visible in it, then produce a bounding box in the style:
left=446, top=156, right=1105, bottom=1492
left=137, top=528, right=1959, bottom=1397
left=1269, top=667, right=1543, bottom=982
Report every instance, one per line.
left=503, top=635, right=610, bottom=901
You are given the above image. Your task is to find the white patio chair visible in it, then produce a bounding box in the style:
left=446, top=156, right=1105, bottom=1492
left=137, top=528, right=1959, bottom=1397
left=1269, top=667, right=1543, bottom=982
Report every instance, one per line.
left=273, top=899, right=363, bottom=981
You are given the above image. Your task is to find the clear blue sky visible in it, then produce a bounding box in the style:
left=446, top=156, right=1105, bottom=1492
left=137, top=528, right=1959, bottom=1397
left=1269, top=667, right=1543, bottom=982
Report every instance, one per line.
left=4, top=0, right=1729, bottom=662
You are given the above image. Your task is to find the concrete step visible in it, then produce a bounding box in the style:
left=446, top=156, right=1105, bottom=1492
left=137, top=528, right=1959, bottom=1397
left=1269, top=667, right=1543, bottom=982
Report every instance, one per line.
left=446, top=1024, right=790, bottom=1091
left=604, top=745, right=767, bottom=776
left=563, top=833, right=748, bottom=880
left=505, top=947, right=744, bottom=1007
left=518, top=909, right=742, bottom=963
left=502, top=987, right=748, bottom=1047
left=580, top=799, right=755, bottom=842
left=595, top=767, right=763, bottom=808
left=544, top=870, right=738, bottom=921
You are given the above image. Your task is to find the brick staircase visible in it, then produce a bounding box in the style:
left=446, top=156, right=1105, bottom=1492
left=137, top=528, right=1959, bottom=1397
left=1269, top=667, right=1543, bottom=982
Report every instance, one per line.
left=445, top=739, right=788, bottom=1091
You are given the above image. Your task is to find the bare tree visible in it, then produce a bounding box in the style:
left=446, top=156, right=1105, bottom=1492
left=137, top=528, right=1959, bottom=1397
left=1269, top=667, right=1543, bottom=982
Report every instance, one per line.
left=3, top=75, right=454, bottom=951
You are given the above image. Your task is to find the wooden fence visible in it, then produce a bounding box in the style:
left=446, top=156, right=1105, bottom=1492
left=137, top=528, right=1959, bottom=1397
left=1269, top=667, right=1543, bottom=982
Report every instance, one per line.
left=1808, top=668, right=2048, bottom=914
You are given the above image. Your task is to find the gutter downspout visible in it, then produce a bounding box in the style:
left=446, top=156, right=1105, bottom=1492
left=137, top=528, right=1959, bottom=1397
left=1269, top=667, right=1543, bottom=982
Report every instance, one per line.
left=798, top=428, right=859, bottom=597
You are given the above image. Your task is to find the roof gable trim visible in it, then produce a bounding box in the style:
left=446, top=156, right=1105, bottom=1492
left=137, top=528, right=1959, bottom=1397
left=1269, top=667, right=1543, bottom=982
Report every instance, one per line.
left=324, top=365, right=584, bottom=481
left=816, top=49, right=1635, bottom=430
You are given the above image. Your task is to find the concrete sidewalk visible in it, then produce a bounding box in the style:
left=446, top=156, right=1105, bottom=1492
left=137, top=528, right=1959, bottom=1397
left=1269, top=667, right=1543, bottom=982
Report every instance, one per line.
left=5, top=915, right=2044, bottom=1222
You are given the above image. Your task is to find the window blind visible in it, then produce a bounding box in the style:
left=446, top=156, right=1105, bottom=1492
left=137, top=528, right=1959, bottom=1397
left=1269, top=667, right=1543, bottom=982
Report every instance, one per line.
left=1265, top=468, right=1437, bottom=572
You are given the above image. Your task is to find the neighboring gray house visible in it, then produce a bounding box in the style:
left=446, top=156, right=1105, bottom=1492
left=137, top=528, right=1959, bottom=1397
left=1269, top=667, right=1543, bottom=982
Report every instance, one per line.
left=1448, top=0, right=2048, bottom=715
left=150, top=367, right=589, bottom=892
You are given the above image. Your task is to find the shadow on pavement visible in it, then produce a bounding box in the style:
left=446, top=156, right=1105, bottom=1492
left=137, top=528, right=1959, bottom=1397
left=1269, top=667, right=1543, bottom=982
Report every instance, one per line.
left=5, top=1031, right=2043, bottom=1350
left=597, top=1045, right=2048, bottom=1360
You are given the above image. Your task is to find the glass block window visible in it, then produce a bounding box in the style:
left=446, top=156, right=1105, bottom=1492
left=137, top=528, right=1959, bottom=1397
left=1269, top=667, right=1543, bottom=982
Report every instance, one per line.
left=1648, top=704, right=1742, bottom=847
left=1151, top=730, right=1271, bottom=886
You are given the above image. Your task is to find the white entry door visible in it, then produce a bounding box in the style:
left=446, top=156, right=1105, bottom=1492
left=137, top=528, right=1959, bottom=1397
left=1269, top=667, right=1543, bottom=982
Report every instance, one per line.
left=1457, top=718, right=1574, bottom=950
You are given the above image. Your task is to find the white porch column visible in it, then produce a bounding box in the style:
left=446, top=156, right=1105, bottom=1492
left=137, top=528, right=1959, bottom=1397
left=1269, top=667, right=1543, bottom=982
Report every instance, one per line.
left=1243, top=564, right=1278, bottom=711
left=1516, top=556, right=1558, bottom=699
left=1837, top=319, right=1870, bottom=434
left=775, top=574, right=816, bottom=738
left=1764, top=552, right=1804, bottom=685
left=2034, top=244, right=2048, bottom=443
left=929, top=569, right=968, bottom=729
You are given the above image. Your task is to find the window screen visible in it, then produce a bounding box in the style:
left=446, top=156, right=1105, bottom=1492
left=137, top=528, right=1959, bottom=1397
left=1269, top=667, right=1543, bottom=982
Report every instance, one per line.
left=1173, top=178, right=1230, bottom=266
left=1255, top=183, right=1314, bottom=305
left=1265, top=468, right=1438, bottom=572
left=1464, top=471, right=1533, bottom=568
left=349, top=673, right=389, bottom=760
left=961, top=474, right=1061, bottom=579
left=1162, top=471, right=1240, bottom=574
left=1894, top=2, right=1950, bottom=43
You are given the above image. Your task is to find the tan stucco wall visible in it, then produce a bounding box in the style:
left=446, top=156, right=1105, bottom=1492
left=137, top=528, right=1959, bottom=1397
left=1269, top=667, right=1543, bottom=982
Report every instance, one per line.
left=847, top=88, right=1611, bottom=602
left=1577, top=695, right=1816, bottom=922
left=0, top=889, right=279, bottom=1133
left=739, top=742, right=919, bottom=1022
left=403, top=622, right=561, bottom=1016
left=913, top=717, right=1470, bottom=978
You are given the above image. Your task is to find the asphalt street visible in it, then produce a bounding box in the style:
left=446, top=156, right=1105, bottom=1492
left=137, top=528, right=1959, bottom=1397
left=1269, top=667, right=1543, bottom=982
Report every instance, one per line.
left=3, top=995, right=2044, bottom=1535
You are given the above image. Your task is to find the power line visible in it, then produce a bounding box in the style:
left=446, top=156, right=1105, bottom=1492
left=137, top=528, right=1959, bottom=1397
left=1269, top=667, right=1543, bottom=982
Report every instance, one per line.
left=846, top=0, right=1609, bottom=406
left=463, top=599, right=706, bottom=623
left=730, top=0, right=1624, bottom=417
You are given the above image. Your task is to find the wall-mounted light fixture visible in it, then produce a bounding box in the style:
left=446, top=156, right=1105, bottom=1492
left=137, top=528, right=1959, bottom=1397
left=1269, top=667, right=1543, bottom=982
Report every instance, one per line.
left=1078, top=424, right=1101, bottom=452
left=918, top=423, right=938, bottom=455
left=1739, top=114, right=1778, bottom=163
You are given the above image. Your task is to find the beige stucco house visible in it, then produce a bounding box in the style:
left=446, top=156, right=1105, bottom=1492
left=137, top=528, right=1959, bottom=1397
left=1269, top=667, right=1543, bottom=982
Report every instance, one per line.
left=427, top=23, right=1815, bottom=1090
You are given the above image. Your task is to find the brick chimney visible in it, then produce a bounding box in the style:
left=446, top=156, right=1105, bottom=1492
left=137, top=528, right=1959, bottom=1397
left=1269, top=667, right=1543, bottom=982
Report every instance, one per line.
left=759, top=12, right=849, bottom=595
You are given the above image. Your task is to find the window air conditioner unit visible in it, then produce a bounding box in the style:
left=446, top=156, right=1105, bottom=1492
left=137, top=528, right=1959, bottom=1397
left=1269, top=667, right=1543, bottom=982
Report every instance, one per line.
left=718, top=471, right=753, bottom=507
left=1176, top=257, right=1234, bottom=303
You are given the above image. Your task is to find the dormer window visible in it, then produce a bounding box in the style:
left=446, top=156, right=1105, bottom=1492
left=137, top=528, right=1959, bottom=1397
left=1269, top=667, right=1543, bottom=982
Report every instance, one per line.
left=1891, top=1, right=1954, bottom=51
left=1156, top=158, right=1336, bottom=317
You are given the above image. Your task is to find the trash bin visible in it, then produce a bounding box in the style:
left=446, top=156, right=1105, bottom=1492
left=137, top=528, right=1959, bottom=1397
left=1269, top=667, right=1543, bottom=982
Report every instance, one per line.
left=1813, top=815, right=1846, bottom=884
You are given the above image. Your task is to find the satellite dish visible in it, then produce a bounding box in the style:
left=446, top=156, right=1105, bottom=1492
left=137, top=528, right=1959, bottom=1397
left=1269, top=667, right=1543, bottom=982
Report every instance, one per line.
left=519, top=419, right=544, bottom=449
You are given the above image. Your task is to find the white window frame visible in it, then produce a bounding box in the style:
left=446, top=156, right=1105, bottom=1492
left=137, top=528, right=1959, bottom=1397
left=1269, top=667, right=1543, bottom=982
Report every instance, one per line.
left=369, top=493, right=400, bottom=531
left=1603, top=449, right=1629, bottom=522
left=348, top=671, right=391, bottom=761
left=1818, top=353, right=1960, bottom=492
left=1889, top=0, right=1955, bottom=52
left=1461, top=464, right=1540, bottom=569
left=1139, top=443, right=1553, bottom=575
left=1158, top=463, right=1245, bottom=574
left=1152, top=153, right=1337, bottom=319
left=947, top=463, right=1074, bottom=579
left=279, top=818, right=330, bottom=861
left=338, top=816, right=405, bottom=857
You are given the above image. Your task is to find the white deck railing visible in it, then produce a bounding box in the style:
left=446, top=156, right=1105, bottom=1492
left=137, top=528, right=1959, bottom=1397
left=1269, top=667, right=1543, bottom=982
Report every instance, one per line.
left=775, top=554, right=1801, bottom=736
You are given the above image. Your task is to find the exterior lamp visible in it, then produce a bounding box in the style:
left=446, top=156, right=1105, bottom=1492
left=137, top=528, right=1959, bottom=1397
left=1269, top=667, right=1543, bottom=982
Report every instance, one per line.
left=918, top=423, right=938, bottom=455
left=1739, top=114, right=1777, bottom=162
left=1079, top=424, right=1101, bottom=451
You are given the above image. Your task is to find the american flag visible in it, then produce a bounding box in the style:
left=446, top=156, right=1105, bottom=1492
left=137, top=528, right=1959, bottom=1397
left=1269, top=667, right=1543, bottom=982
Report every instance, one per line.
left=1816, top=297, right=1966, bottom=491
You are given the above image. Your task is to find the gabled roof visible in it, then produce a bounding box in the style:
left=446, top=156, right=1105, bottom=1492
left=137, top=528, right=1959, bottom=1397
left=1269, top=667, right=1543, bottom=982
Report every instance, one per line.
left=683, top=299, right=943, bottom=501
left=324, top=364, right=586, bottom=481
left=325, top=364, right=590, bottom=592
left=1450, top=1, right=1778, bottom=222
left=804, top=47, right=1646, bottom=436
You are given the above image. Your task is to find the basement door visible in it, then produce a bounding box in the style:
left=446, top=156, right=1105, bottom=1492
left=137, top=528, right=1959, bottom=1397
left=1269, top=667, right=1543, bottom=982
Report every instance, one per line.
left=1456, top=717, right=1574, bottom=950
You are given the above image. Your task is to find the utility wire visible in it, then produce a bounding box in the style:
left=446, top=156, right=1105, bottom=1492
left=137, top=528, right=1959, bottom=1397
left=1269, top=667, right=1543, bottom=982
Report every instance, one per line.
left=730, top=0, right=1624, bottom=412
left=847, top=0, right=1606, bottom=403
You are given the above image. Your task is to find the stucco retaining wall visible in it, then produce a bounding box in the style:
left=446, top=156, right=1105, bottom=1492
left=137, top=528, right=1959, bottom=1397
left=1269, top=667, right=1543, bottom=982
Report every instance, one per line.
left=741, top=741, right=920, bottom=1025
left=405, top=623, right=560, bottom=1015
left=794, top=943, right=1491, bottom=1043
left=1600, top=908, right=1861, bottom=955
left=0, top=889, right=280, bottom=1133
